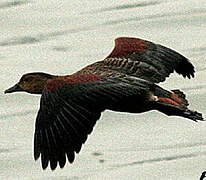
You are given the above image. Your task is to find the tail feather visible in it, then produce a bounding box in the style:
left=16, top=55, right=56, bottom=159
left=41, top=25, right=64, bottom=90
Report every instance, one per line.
left=182, top=109, right=204, bottom=122
left=154, top=102, right=204, bottom=122
left=152, top=86, right=204, bottom=121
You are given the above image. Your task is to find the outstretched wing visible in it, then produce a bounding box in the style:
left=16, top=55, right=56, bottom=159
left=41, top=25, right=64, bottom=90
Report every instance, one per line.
left=34, top=75, right=150, bottom=170
left=82, top=37, right=195, bottom=83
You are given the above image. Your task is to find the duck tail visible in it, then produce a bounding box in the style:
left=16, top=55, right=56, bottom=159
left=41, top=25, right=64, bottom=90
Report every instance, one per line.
left=154, top=102, right=204, bottom=122
left=151, top=86, right=204, bottom=121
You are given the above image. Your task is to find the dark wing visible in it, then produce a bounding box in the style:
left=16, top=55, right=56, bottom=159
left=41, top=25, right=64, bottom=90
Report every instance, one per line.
left=34, top=76, right=150, bottom=170
left=91, top=37, right=194, bottom=83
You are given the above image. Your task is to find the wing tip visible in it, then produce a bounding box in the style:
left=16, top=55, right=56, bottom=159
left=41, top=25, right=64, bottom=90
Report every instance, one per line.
left=176, top=57, right=195, bottom=79
left=34, top=131, right=41, bottom=161
left=34, top=153, right=40, bottom=161
left=37, top=152, right=75, bottom=170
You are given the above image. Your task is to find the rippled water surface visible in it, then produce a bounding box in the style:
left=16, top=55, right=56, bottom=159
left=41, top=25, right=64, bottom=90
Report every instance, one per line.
left=1, top=0, right=206, bottom=179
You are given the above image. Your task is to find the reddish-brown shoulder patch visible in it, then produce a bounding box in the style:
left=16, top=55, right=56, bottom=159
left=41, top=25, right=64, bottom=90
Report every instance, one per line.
left=67, top=74, right=102, bottom=84
left=107, top=37, right=148, bottom=58
left=45, top=74, right=102, bottom=92
left=45, top=79, right=67, bottom=92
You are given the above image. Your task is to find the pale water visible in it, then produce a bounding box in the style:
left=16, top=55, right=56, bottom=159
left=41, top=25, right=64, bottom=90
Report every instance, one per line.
left=1, top=0, right=206, bottom=179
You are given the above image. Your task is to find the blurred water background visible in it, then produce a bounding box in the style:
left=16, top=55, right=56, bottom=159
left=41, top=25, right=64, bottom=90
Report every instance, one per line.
left=1, top=0, right=206, bottom=179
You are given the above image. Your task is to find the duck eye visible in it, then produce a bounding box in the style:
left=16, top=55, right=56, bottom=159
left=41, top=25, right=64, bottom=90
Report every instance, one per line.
left=23, top=77, right=30, bottom=82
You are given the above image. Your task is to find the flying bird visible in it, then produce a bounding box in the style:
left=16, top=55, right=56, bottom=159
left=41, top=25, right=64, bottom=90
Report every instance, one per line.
left=4, top=37, right=204, bottom=170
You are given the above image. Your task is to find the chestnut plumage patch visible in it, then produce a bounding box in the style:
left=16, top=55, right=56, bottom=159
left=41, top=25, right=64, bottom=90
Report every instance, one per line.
left=45, top=74, right=102, bottom=92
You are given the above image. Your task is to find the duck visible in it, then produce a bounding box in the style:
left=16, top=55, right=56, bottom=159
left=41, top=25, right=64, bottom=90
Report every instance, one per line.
left=4, top=37, right=204, bottom=170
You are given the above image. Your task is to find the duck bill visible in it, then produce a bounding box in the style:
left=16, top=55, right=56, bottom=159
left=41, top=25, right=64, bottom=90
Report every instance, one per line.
left=4, top=84, right=23, bottom=94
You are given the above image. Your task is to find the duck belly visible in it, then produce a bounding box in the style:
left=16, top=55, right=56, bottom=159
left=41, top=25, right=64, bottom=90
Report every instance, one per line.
left=107, top=95, right=153, bottom=113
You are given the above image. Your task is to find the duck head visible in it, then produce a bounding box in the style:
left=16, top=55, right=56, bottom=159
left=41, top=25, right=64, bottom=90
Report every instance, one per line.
left=4, top=72, right=55, bottom=94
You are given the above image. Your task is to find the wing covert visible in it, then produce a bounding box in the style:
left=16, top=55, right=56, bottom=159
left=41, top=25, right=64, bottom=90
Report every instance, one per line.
left=93, top=37, right=195, bottom=83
